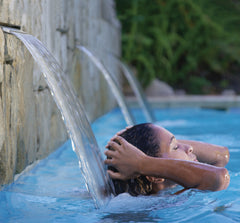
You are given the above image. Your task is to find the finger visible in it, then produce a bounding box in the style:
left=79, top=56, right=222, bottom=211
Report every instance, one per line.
left=104, top=158, right=113, bottom=165
left=112, top=135, right=127, bottom=146
left=106, top=141, right=121, bottom=150
left=104, top=158, right=114, bottom=166
left=126, top=125, right=133, bottom=130
left=116, top=125, right=133, bottom=136
left=116, top=129, right=125, bottom=136
left=107, top=170, right=127, bottom=180
left=104, top=149, right=115, bottom=157
left=110, top=134, right=118, bottom=141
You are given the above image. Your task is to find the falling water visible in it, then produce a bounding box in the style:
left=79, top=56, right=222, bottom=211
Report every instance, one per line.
left=77, top=46, right=135, bottom=126
left=1, top=27, right=114, bottom=208
left=117, top=61, right=156, bottom=123
left=78, top=46, right=154, bottom=123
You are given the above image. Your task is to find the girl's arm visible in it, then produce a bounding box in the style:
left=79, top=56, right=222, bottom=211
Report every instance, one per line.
left=178, top=140, right=229, bottom=167
left=105, top=136, right=230, bottom=191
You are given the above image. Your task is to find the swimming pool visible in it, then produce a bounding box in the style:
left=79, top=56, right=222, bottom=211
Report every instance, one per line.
left=0, top=107, right=240, bottom=222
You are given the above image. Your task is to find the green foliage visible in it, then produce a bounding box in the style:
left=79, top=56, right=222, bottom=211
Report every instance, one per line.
left=116, top=0, right=240, bottom=94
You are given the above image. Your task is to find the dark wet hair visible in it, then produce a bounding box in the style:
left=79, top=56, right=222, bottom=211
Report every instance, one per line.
left=109, top=123, right=161, bottom=196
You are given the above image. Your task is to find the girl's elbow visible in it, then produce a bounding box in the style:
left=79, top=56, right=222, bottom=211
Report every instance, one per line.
left=196, top=168, right=229, bottom=191
left=222, top=147, right=230, bottom=166
left=216, top=147, right=230, bottom=167
left=215, top=168, right=230, bottom=191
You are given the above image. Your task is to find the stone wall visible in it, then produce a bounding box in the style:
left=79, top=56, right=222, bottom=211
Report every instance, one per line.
left=0, top=0, right=121, bottom=185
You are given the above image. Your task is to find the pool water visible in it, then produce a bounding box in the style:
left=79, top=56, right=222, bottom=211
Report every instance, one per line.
left=1, top=107, right=240, bottom=223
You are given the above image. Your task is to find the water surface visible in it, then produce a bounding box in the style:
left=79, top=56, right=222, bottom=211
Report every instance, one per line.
left=1, top=107, right=240, bottom=223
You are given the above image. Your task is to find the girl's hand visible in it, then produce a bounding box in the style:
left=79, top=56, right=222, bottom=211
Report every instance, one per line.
left=104, top=135, right=146, bottom=180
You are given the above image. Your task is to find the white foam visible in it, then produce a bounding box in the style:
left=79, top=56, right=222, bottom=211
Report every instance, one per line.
left=103, top=190, right=188, bottom=213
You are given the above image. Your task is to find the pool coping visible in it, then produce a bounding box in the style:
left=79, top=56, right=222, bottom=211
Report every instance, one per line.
left=126, top=95, right=240, bottom=109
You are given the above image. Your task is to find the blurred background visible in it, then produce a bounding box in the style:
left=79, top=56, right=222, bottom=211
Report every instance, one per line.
left=115, top=0, right=240, bottom=95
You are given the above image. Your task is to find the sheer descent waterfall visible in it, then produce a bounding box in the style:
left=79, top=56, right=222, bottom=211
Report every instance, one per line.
left=77, top=46, right=135, bottom=126
left=2, top=27, right=114, bottom=208
left=117, top=60, right=156, bottom=123
left=79, top=46, right=155, bottom=124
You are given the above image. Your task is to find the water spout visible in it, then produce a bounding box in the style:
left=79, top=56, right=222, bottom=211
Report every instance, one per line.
left=0, top=22, right=21, bottom=30
left=77, top=45, right=135, bottom=126
left=1, top=27, right=114, bottom=208
left=117, top=60, right=156, bottom=123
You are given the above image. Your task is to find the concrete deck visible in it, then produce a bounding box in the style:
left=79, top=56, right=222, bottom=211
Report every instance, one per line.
left=127, top=95, right=240, bottom=109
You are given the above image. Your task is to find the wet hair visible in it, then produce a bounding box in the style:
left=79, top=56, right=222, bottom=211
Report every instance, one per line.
left=109, top=123, right=161, bottom=196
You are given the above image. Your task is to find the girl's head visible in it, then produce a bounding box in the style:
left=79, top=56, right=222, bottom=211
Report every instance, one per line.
left=109, top=123, right=196, bottom=196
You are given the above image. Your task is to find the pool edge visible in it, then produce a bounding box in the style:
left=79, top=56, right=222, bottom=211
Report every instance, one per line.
left=126, top=95, right=240, bottom=110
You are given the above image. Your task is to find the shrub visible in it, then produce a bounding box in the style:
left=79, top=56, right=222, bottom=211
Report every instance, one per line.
left=116, top=0, right=240, bottom=94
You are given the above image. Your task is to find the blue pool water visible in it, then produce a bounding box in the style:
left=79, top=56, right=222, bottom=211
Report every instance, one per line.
left=1, top=107, right=240, bottom=223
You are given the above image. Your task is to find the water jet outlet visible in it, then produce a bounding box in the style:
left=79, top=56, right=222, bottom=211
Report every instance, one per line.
left=0, top=22, right=24, bottom=34
left=0, top=22, right=21, bottom=30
